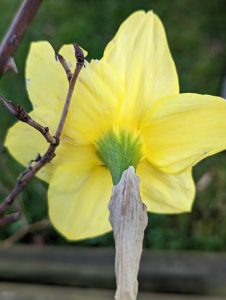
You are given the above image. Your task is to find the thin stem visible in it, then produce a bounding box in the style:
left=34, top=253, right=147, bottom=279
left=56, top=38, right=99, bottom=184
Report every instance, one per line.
left=57, top=54, right=73, bottom=82
left=2, top=218, right=50, bottom=248
left=0, top=0, right=43, bottom=76
left=0, top=212, right=21, bottom=226
left=0, top=95, right=56, bottom=145
left=55, top=44, right=84, bottom=139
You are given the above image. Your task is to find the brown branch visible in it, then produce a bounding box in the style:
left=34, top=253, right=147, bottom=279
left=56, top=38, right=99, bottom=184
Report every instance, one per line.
left=0, top=95, right=57, bottom=145
left=0, top=212, right=21, bottom=226
left=55, top=44, right=84, bottom=138
left=0, top=0, right=43, bottom=76
left=57, top=54, right=73, bottom=82
left=0, top=45, right=84, bottom=221
left=1, top=218, right=50, bottom=248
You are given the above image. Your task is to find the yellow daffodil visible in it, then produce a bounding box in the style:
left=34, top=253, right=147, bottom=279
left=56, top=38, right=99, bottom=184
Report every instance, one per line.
left=5, top=11, right=226, bottom=240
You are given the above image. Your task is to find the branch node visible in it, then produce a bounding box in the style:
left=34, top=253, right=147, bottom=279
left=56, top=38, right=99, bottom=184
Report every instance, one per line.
left=74, top=44, right=84, bottom=65
left=35, top=153, right=42, bottom=162
left=16, top=105, right=30, bottom=122
left=52, top=136, right=60, bottom=146
left=44, top=126, right=49, bottom=133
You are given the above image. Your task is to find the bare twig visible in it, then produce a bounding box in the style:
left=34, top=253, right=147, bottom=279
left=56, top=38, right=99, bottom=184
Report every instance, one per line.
left=55, top=44, right=84, bottom=138
left=0, top=95, right=57, bottom=145
left=1, top=218, right=50, bottom=248
left=0, top=0, right=43, bottom=76
left=0, top=45, right=84, bottom=221
left=0, top=212, right=21, bottom=226
left=57, top=54, right=73, bottom=82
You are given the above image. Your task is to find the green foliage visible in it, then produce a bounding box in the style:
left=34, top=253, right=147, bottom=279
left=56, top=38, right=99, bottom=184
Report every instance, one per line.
left=0, top=0, right=226, bottom=250
left=96, top=130, right=142, bottom=185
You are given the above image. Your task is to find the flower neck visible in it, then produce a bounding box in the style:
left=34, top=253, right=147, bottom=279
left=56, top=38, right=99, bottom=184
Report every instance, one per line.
left=96, top=129, right=142, bottom=185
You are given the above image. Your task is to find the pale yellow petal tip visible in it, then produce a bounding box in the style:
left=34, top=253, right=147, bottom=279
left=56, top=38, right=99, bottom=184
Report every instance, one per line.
left=138, top=161, right=195, bottom=215
left=125, top=9, right=161, bottom=22
left=129, top=10, right=166, bottom=32
left=29, top=41, right=88, bottom=55
left=27, top=41, right=55, bottom=59
left=25, top=41, right=56, bottom=84
left=168, top=200, right=194, bottom=214
left=27, top=41, right=87, bottom=70
left=147, top=197, right=194, bottom=215
left=59, top=44, right=88, bottom=59
left=49, top=212, right=112, bottom=241
left=29, top=40, right=51, bottom=50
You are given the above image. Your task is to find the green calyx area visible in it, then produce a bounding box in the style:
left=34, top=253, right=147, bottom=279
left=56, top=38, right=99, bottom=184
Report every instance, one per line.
left=96, top=129, right=142, bottom=185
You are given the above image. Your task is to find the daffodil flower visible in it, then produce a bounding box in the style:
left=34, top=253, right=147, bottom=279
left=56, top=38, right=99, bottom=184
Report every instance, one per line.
left=5, top=11, right=226, bottom=240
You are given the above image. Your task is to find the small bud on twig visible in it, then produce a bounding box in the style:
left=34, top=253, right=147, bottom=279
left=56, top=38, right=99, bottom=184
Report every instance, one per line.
left=74, top=43, right=84, bottom=65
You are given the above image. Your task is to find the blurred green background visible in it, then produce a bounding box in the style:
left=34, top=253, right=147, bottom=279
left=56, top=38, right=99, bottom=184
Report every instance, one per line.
left=0, top=0, right=226, bottom=250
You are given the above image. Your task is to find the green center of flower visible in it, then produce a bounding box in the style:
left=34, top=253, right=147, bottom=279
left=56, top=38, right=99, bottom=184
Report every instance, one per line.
left=96, top=129, right=142, bottom=185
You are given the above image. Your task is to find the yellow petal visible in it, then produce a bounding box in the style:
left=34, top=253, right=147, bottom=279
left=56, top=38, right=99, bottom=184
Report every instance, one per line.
left=26, top=41, right=68, bottom=115
left=5, top=112, right=51, bottom=181
left=142, top=93, right=226, bottom=174
left=48, top=163, right=112, bottom=240
left=26, top=42, right=88, bottom=131
left=137, top=160, right=195, bottom=213
left=103, top=10, right=179, bottom=126
left=64, top=59, right=123, bottom=144
left=5, top=112, right=99, bottom=182
left=43, top=43, right=122, bottom=145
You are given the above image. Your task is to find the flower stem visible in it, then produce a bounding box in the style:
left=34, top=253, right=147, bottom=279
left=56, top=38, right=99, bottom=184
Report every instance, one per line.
left=108, top=166, right=148, bottom=300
